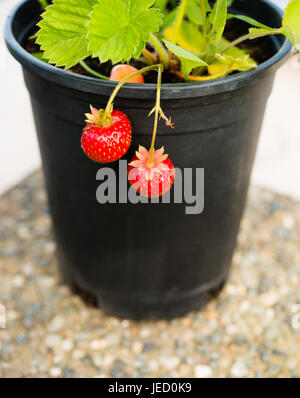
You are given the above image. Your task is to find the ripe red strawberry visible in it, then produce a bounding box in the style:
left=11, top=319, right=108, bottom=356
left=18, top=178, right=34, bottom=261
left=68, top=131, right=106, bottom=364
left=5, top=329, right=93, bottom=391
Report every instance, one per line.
left=81, top=106, right=131, bottom=163
left=128, top=146, right=175, bottom=198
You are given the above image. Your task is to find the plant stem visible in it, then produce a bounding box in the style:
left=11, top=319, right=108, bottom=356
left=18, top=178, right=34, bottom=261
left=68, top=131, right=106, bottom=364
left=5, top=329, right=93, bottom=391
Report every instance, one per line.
left=200, top=0, right=207, bottom=51
left=149, top=65, right=163, bottom=165
left=149, top=34, right=169, bottom=68
left=220, top=29, right=283, bottom=54
left=105, top=64, right=163, bottom=115
left=133, top=57, right=149, bottom=65
left=142, top=49, right=157, bottom=65
left=79, top=61, right=109, bottom=80
left=172, top=0, right=188, bottom=44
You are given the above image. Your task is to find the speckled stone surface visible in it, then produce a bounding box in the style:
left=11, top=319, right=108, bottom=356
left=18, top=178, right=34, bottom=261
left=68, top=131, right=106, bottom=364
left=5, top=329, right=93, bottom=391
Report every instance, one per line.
left=0, top=170, right=299, bottom=378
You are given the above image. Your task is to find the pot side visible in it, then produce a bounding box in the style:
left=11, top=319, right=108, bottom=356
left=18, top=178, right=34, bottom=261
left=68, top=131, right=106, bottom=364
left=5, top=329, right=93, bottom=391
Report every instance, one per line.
left=5, top=0, right=292, bottom=319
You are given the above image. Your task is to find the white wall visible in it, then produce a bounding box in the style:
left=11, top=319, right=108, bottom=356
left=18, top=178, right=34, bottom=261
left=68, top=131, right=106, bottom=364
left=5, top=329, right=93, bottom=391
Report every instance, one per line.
left=0, top=0, right=299, bottom=199
left=252, top=55, right=300, bottom=200
left=275, top=0, right=289, bottom=7
left=0, top=0, right=40, bottom=194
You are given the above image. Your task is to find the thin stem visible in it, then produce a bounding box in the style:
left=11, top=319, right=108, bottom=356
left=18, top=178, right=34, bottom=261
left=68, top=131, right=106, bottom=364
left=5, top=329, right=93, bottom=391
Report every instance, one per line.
left=133, top=57, right=149, bottom=65
left=200, top=0, right=207, bottom=51
left=142, top=49, right=157, bottom=65
left=219, top=33, right=254, bottom=54
left=79, top=61, right=109, bottom=80
left=149, top=65, right=163, bottom=165
left=105, top=64, right=163, bottom=115
left=219, top=29, right=283, bottom=54
left=172, top=0, right=188, bottom=44
left=150, top=34, right=169, bottom=69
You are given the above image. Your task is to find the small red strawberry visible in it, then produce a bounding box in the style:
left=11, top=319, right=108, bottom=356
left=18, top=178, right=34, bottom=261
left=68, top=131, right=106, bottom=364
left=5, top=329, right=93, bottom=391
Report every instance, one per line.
left=128, top=146, right=175, bottom=198
left=81, top=106, right=132, bottom=163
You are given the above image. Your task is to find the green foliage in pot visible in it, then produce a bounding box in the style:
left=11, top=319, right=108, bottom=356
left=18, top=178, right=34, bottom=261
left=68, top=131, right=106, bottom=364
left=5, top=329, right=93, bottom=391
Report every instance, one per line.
left=34, top=0, right=300, bottom=81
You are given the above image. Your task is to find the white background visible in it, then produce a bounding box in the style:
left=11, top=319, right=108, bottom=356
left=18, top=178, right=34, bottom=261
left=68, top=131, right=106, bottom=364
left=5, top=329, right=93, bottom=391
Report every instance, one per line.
left=0, top=0, right=299, bottom=198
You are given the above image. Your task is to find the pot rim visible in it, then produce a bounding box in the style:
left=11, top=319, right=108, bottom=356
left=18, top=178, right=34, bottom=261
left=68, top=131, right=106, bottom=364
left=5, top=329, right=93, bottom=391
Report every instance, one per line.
left=5, top=0, right=292, bottom=99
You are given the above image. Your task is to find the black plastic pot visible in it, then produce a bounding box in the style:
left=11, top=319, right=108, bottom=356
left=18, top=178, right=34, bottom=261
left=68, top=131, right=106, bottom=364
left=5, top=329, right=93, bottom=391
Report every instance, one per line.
left=5, top=0, right=291, bottom=319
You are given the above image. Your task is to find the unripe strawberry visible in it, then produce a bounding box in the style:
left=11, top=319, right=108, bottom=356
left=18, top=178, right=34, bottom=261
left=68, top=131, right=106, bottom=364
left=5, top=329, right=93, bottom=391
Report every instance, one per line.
left=110, top=65, right=144, bottom=83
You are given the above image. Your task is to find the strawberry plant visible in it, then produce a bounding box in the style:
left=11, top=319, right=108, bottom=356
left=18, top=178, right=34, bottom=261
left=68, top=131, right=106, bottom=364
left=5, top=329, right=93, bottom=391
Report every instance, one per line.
left=35, top=0, right=300, bottom=81
left=32, top=0, right=300, bottom=197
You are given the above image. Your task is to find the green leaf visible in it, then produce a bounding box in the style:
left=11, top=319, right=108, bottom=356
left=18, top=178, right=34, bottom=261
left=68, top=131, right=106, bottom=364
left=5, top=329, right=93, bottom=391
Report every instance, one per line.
left=227, top=13, right=273, bottom=30
left=203, top=0, right=212, bottom=13
left=209, top=0, right=227, bottom=45
left=87, top=0, right=163, bottom=64
left=164, top=21, right=204, bottom=52
left=210, top=36, right=253, bottom=63
left=225, top=45, right=250, bottom=59
left=155, top=0, right=169, bottom=12
left=36, top=0, right=97, bottom=69
left=186, top=0, right=203, bottom=25
left=31, top=51, right=49, bottom=63
left=163, top=39, right=207, bottom=79
left=282, top=25, right=296, bottom=45
left=208, top=53, right=257, bottom=77
left=283, top=0, right=300, bottom=48
left=161, top=6, right=179, bottom=30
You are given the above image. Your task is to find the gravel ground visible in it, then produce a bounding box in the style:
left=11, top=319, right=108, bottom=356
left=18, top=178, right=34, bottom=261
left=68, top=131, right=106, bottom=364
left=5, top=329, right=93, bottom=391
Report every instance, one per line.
left=0, top=170, right=299, bottom=378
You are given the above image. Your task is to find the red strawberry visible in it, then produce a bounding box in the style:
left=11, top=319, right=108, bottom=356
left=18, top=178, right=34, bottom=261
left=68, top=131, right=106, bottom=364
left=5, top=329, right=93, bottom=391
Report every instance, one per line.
left=128, top=146, right=175, bottom=198
left=81, top=106, right=131, bottom=163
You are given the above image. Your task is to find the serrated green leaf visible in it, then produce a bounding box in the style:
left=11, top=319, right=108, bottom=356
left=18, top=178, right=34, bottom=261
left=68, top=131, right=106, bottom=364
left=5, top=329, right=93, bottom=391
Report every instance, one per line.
left=31, top=51, right=49, bottom=63
left=283, top=0, right=300, bottom=47
left=209, top=0, right=227, bottom=45
left=227, top=13, right=273, bottom=30
left=87, top=0, right=163, bottom=64
left=36, top=0, right=97, bottom=69
left=208, top=53, right=257, bottom=76
left=163, top=39, right=207, bottom=79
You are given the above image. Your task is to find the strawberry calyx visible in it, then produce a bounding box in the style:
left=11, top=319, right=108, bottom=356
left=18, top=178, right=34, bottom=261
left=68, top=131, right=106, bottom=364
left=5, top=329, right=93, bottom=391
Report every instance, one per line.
left=128, top=145, right=175, bottom=198
left=85, top=105, right=113, bottom=127
left=129, top=145, right=169, bottom=180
